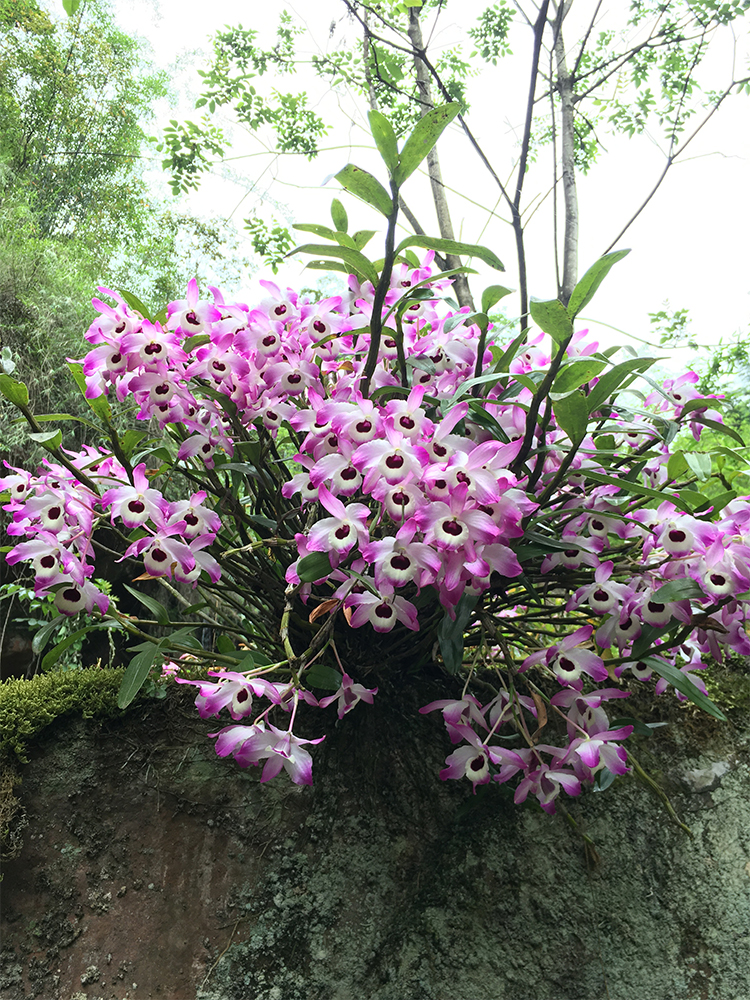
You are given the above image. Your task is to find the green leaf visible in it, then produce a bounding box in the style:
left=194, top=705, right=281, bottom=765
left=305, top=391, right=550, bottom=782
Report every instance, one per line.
left=610, top=716, right=666, bottom=737
left=581, top=470, right=692, bottom=513
left=567, top=250, right=631, bottom=319
left=293, top=223, right=357, bottom=250
left=41, top=623, right=118, bottom=672
left=552, top=359, right=607, bottom=395
left=216, top=634, right=236, bottom=654
left=305, top=260, right=350, bottom=276
left=368, top=109, right=400, bottom=176
left=29, top=429, right=62, bottom=450
left=638, top=656, right=726, bottom=721
left=306, top=663, right=343, bottom=691
left=553, top=391, right=589, bottom=445
left=683, top=452, right=712, bottom=481
left=335, top=164, right=394, bottom=217
left=67, top=362, right=112, bottom=423
left=351, top=229, right=377, bottom=250
left=444, top=311, right=489, bottom=334
left=117, top=288, right=151, bottom=320
left=394, top=236, right=504, bottom=271
left=437, top=592, right=478, bottom=675
left=123, top=584, right=170, bottom=626
left=297, top=551, right=333, bottom=583
left=290, top=243, right=379, bottom=286
left=585, top=357, right=660, bottom=415
left=330, top=198, right=348, bottom=233
left=667, top=451, right=688, bottom=480
left=120, top=429, right=148, bottom=458
left=118, top=646, right=161, bottom=709
left=32, top=616, right=67, bottom=655
left=689, top=414, right=745, bottom=447
left=394, top=103, right=461, bottom=185
left=650, top=578, right=705, bottom=603
left=62, top=0, right=82, bottom=15
left=0, top=374, right=29, bottom=408
left=529, top=298, right=573, bottom=344
left=481, top=285, right=513, bottom=314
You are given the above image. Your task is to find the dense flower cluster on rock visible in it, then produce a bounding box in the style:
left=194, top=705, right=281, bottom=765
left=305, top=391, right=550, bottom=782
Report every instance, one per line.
left=2, top=257, right=746, bottom=810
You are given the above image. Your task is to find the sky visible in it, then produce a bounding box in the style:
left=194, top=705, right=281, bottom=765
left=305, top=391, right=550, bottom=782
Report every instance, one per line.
left=108, top=0, right=750, bottom=364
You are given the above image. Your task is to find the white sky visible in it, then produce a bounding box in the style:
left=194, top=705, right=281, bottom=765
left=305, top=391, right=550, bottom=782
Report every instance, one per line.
left=109, top=0, right=750, bottom=362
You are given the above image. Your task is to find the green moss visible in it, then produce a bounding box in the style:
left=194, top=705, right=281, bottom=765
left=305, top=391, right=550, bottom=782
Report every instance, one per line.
left=0, top=666, right=126, bottom=762
left=703, top=656, right=750, bottom=712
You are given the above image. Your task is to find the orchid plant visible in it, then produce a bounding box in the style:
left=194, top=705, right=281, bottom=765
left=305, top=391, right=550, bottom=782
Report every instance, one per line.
left=1, top=106, right=746, bottom=815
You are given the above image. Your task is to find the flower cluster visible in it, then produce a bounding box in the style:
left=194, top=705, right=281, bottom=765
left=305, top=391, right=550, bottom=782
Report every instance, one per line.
left=1, top=452, right=222, bottom=613
left=2, top=257, right=747, bottom=807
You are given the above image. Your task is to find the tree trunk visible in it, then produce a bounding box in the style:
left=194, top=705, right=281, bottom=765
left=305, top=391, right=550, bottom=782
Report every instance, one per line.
left=407, top=9, right=474, bottom=311
left=553, top=4, right=579, bottom=304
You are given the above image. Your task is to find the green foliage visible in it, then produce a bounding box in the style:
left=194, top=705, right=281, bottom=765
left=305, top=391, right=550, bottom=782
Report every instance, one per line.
left=468, top=1, right=514, bottom=65
left=0, top=666, right=125, bottom=762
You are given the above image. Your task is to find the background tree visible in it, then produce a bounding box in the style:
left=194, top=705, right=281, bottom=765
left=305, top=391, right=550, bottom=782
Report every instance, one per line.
left=162, top=0, right=750, bottom=329
left=0, top=0, right=250, bottom=454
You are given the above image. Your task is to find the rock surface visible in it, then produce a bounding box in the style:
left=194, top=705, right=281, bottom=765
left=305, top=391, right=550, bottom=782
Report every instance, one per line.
left=2, top=686, right=750, bottom=1000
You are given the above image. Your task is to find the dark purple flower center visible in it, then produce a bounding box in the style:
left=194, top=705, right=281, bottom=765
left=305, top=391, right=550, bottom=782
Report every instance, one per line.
left=375, top=604, right=394, bottom=619
left=468, top=755, right=485, bottom=773
left=63, top=587, right=81, bottom=603
left=668, top=529, right=686, bottom=543
left=151, top=549, right=168, bottom=563
left=390, top=555, right=411, bottom=571
left=155, top=383, right=170, bottom=396
left=384, top=338, right=397, bottom=348
left=262, top=335, right=277, bottom=347
left=335, top=525, right=351, bottom=540
left=592, top=589, right=609, bottom=603
left=287, top=373, right=302, bottom=385
left=313, top=320, right=326, bottom=333
left=557, top=656, right=576, bottom=673
left=40, top=555, right=55, bottom=569
left=442, top=519, right=463, bottom=536
left=647, top=601, right=665, bottom=614
left=144, top=343, right=162, bottom=356
left=355, top=420, right=372, bottom=434
left=236, top=689, right=249, bottom=703
left=341, top=468, right=358, bottom=481
left=184, top=513, right=199, bottom=526
left=399, top=416, right=415, bottom=430
left=47, top=506, right=62, bottom=520
left=274, top=304, right=287, bottom=316
left=128, top=500, right=146, bottom=514
left=385, top=455, right=404, bottom=470
left=185, top=310, right=198, bottom=325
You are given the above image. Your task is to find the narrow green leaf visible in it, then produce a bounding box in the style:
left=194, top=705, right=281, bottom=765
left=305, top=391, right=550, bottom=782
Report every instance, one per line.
left=293, top=223, right=357, bottom=250
left=610, top=716, right=664, bottom=737
left=123, top=584, right=170, bottom=626
left=305, top=260, right=351, bottom=275
left=67, top=362, right=112, bottom=423
left=290, top=243, right=379, bottom=286
left=297, top=551, right=333, bottom=583
left=639, top=656, right=726, bottom=721
left=118, top=646, right=161, bottom=709
left=529, top=298, right=573, bottom=344
left=394, top=103, right=461, bottom=185
left=553, top=391, right=589, bottom=445
left=437, top=592, right=478, bottom=674
left=395, top=236, right=504, bottom=271
left=585, top=357, right=660, bottom=414
left=552, top=359, right=607, bottom=395
left=117, top=288, right=151, bottom=320
left=120, top=429, right=148, bottom=458
left=216, top=634, right=236, bottom=654
left=444, top=311, right=489, bottom=334
left=0, top=373, right=29, bottom=408
left=32, top=616, right=66, bottom=655
left=651, top=578, right=705, bottom=603
left=351, top=229, right=377, bottom=250
left=62, top=0, right=82, bottom=15
left=335, top=164, right=394, bottom=217
left=567, top=249, right=631, bottom=319
left=689, top=414, right=745, bottom=447
left=41, top=624, right=117, bottom=672
left=29, top=429, right=62, bottom=450
left=330, top=198, right=348, bottom=233
left=667, top=451, right=689, bottom=480
left=368, top=109, right=400, bottom=176
left=481, top=285, right=513, bottom=314
left=306, top=663, right=343, bottom=691
left=683, top=452, right=712, bottom=481
left=581, top=470, right=692, bottom=513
